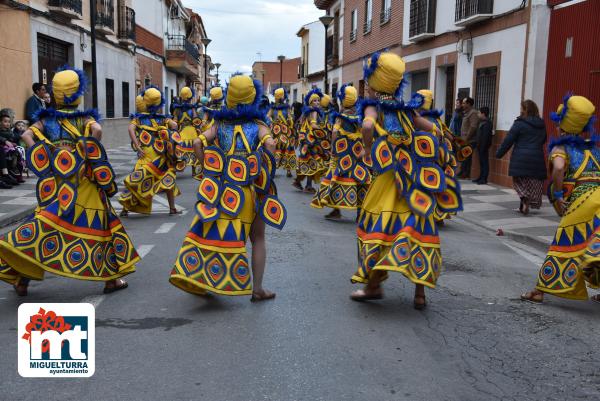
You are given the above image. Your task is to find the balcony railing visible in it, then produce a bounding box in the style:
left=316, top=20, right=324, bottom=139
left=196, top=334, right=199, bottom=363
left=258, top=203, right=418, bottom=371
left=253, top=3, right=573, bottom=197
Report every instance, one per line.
left=118, top=5, right=135, bottom=44
left=167, top=35, right=200, bottom=61
left=96, top=0, right=114, bottom=33
left=48, top=0, right=82, bottom=19
left=349, top=29, right=357, bottom=42
left=363, top=19, right=372, bottom=34
left=409, top=0, right=436, bottom=40
left=455, top=0, right=493, bottom=25
left=380, top=7, right=391, bottom=25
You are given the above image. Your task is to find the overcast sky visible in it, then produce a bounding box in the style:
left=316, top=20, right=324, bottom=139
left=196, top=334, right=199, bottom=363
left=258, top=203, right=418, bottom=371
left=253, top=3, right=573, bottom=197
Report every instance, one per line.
left=183, top=0, right=323, bottom=80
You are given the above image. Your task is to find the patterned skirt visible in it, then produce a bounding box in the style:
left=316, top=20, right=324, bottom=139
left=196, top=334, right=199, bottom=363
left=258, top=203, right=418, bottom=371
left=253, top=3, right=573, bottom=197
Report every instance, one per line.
left=272, top=121, right=297, bottom=170
left=119, top=145, right=180, bottom=214
left=536, top=186, right=600, bottom=299
left=513, top=177, right=544, bottom=209
left=0, top=177, right=139, bottom=284
left=177, top=125, right=199, bottom=167
left=296, top=129, right=328, bottom=179
left=352, top=170, right=442, bottom=288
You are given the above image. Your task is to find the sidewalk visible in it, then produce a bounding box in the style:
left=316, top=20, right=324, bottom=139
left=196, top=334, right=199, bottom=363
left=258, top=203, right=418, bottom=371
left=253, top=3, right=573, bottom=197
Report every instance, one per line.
left=0, top=145, right=137, bottom=229
left=457, top=180, right=559, bottom=250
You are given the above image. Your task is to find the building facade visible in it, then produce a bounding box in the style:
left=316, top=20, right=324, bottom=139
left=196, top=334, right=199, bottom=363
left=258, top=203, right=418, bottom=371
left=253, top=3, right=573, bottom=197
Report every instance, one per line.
left=292, top=21, right=326, bottom=101
left=252, top=58, right=301, bottom=98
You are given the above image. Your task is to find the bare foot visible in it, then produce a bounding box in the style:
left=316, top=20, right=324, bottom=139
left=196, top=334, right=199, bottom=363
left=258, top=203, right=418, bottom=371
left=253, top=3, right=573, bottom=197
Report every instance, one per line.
left=251, top=289, right=276, bottom=302
left=520, top=290, right=543, bottom=303
left=350, top=287, right=383, bottom=302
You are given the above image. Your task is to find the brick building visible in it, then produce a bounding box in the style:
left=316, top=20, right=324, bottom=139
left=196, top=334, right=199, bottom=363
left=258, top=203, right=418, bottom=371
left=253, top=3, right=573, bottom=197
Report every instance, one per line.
left=252, top=57, right=301, bottom=98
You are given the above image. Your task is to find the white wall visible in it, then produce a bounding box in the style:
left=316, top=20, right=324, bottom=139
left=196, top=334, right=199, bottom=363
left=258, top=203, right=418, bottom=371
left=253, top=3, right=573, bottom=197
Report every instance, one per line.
left=132, top=0, right=163, bottom=36
left=523, top=1, right=551, bottom=112
left=95, top=42, right=135, bottom=118
left=306, top=21, right=325, bottom=76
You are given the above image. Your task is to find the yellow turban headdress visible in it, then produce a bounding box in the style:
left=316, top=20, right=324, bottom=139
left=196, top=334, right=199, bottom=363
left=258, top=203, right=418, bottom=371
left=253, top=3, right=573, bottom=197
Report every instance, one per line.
left=210, top=86, right=224, bottom=102
left=320, top=94, right=331, bottom=108
left=274, top=88, right=286, bottom=102
left=226, top=74, right=258, bottom=109
left=551, top=94, right=596, bottom=134
left=142, top=86, right=164, bottom=113
left=304, top=88, right=323, bottom=106
left=179, top=86, right=194, bottom=101
left=52, top=67, right=88, bottom=107
left=363, top=52, right=406, bottom=95
left=338, top=84, right=358, bottom=108
left=135, top=95, right=147, bottom=113
left=417, top=89, right=434, bottom=110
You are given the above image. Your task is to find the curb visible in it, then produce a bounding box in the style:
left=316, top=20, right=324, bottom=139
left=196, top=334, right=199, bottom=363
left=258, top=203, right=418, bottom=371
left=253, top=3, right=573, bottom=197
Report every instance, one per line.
left=0, top=206, right=36, bottom=230
left=456, top=213, right=551, bottom=252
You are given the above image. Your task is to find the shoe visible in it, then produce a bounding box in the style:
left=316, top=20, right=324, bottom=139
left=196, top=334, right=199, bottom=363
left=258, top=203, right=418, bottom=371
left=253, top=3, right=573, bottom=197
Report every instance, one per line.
left=1, top=175, right=17, bottom=186
left=14, top=174, right=25, bottom=184
left=0, top=180, right=12, bottom=189
left=471, top=178, right=481, bottom=183
left=476, top=180, right=487, bottom=185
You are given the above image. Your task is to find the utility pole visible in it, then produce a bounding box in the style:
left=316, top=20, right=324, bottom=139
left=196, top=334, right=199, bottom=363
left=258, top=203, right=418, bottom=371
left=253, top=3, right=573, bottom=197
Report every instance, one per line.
left=90, top=0, right=98, bottom=108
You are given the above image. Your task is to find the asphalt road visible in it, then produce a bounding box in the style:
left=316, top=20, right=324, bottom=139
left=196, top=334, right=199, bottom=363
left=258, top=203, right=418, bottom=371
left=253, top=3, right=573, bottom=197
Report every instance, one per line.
left=0, top=171, right=599, bottom=401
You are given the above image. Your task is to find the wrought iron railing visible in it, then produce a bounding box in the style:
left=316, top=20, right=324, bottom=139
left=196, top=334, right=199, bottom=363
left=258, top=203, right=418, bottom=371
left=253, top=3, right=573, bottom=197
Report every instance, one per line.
left=48, top=0, right=82, bottom=15
left=349, top=29, right=357, bottom=42
left=96, top=0, right=114, bottom=31
left=409, top=0, right=436, bottom=38
left=118, top=6, right=135, bottom=41
left=167, top=35, right=200, bottom=61
left=380, top=7, right=391, bottom=24
left=455, top=0, right=493, bottom=22
left=363, top=19, right=372, bottom=34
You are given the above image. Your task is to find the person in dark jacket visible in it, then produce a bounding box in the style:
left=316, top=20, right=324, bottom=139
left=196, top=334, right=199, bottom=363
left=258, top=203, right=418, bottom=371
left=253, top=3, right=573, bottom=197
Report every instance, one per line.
left=473, top=107, right=493, bottom=184
left=496, top=99, right=547, bottom=215
left=24, top=83, right=47, bottom=123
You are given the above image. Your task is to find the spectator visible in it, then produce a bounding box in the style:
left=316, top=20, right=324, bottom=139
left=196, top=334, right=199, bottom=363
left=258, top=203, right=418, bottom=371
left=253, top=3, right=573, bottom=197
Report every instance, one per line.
left=472, top=107, right=493, bottom=184
left=43, top=93, right=52, bottom=108
left=11, top=120, right=27, bottom=177
left=458, top=97, right=479, bottom=178
left=496, top=99, right=547, bottom=215
left=25, top=83, right=47, bottom=123
left=0, top=113, right=21, bottom=187
left=449, top=98, right=463, bottom=136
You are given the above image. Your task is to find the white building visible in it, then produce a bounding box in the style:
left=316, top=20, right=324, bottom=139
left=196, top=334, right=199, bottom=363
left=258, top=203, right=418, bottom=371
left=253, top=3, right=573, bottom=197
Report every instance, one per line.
left=291, top=20, right=326, bottom=101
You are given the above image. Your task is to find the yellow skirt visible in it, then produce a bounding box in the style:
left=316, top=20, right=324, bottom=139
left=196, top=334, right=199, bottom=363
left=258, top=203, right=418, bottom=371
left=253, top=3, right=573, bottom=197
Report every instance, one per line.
left=177, top=125, right=199, bottom=166
left=536, top=186, right=600, bottom=300
left=352, top=170, right=442, bottom=288
left=119, top=145, right=180, bottom=214
left=169, top=185, right=256, bottom=296
left=0, top=177, right=139, bottom=283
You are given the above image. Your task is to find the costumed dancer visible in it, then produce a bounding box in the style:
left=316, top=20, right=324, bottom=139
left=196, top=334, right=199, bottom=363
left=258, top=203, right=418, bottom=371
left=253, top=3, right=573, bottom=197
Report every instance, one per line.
left=169, top=74, right=287, bottom=301
left=320, top=94, right=334, bottom=163
left=293, top=88, right=328, bottom=193
left=118, top=87, right=182, bottom=217
left=521, top=94, right=600, bottom=303
left=349, top=52, right=463, bottom=309
left=207, top=86, right=224, bottom=112
left=268, top=87, right=296, bottom=177
left=311, top=84, right=371, bottom=220
left=172, top=87, right=202, bottom=174
left=415, top=89, right=460, bottom=225
left=0, top=66, right=139, bottom=296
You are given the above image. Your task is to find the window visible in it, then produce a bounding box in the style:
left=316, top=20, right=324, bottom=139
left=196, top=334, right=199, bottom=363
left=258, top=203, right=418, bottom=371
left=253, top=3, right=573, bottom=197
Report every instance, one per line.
left=106, top=79, right=114, bottom=118
left=443, top=65, right=455, bottom=126
left=474, top=67, right=497, bottom=121
left=293, top=89, right=298, bottom=103
left=363, top=0, right=372, bottom=34
left=380, top=0, right=392, bottom=24
left=331, top=83, right=338, bottom=100
left=409, top=0, right=436, bottom=38
left=350, top=9, right=358, bottom=41
left=121, top=81, right=129, bottom=117
left=144, top=77, right=151, bottom=88
left=455, top=0, right=494, bottom=23
left=409, top=70, right=429, bottom=93
left=164, top=86, right=169, bottom=109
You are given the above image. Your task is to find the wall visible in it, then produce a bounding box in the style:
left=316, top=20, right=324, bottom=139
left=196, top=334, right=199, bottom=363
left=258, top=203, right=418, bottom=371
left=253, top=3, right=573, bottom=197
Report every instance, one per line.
left=306, top=21, right=325, bottom=76
left=132, top=0, right=163, bottom=36
left=0, top=4, right=33, bottom=120
left=95, top=42, right=136, bottom=118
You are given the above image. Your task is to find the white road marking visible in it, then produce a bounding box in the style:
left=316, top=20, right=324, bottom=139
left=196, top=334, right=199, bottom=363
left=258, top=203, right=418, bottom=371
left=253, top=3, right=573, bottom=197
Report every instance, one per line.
left=80, top=295, right=105, bottom=308
left=501, top=240, right=545, bottom=266
left=137, top=244, right=155, bottom=258
left=154, top=222, right=177, bottom=234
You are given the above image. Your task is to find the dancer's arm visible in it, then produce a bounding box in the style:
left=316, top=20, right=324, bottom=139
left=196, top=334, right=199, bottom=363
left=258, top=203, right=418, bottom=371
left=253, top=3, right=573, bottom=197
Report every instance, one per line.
left=309, top=111, right=319, bottom=130
left=258, top=123, right=275, bottom=153
left=361, top=106, right=377, bottom=156
left=550, top=146, right=567, bottom=216
left=20, top=121, right=43, bottom=148
left=193, top=124, right=217, bottom=165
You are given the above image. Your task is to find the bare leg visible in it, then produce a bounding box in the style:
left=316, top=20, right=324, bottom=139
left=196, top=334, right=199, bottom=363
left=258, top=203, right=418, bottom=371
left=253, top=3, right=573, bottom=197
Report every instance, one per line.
left=350, top=270, right=385, bottom=301
left=249, top=218, right=275, bottom=301
left=166, top=190, right=181, bottom=215
left=414, top=284, right=426, bottom=310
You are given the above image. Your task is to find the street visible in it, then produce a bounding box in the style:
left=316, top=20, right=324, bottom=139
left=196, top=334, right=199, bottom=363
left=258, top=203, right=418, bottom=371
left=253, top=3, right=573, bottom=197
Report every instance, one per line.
left=0, top=168, right=599, bottom=401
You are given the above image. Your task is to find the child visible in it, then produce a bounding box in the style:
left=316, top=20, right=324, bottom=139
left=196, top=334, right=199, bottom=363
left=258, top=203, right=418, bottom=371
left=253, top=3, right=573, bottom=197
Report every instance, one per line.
left=0, top=113, right=24, bottom=185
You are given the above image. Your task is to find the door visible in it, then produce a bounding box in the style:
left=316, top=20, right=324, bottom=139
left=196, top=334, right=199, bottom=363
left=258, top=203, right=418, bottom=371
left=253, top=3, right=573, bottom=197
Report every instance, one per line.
left=444, top=65, right=455, bottom=125
left=37, top=34, right=70, bottom=87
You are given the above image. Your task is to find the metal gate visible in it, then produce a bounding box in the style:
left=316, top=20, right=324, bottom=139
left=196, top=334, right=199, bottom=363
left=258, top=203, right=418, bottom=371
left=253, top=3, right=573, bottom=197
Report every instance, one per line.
left=474, top=66, right=497, bottom=121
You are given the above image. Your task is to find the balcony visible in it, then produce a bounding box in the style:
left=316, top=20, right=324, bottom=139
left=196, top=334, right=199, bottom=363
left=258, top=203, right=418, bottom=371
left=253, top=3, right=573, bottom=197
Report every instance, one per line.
left=380, top=7, right=391, bottom=25
left=48, top=0, right=82, bottom=20
left=455, top=0, right=493, bottom=26
left=349, top=29, right=357, bottom=42
left=95, top=0, right=114, bottom=35
left=363, top=19, right=372, bottom=35
left=166, top=35, right=200, bottom=77
left=409, top=0, right=436, bottom=42
left=325, top=35, right=338, bottom=67
left=118, top=6, right=135, bottom=46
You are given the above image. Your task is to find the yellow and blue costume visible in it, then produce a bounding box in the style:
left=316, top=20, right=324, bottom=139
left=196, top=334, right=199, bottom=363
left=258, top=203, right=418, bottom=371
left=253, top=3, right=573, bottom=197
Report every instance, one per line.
left=170, top=74, right=287, bottom=296
left=537, top=94, right=600, bottom=299
left=296, top=89, right=328, bottom=179
left=0, top=67, right=139, bottom=285
left=319, top=94, right=334, bottom=162
left=172, top=86, right=201, bottom=168
left=118, top=87, right=181, bottom=214
left=312, top=84, right=371, bottom=210
left=351, top=52, right=462, bottom=289
left=268, top=88, right=296, bottom=170
left=416, top=89, right=459, bottom=222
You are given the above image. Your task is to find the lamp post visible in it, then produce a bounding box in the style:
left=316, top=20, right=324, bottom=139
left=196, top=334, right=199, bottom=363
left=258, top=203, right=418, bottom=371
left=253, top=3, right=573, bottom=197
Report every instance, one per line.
left=319, top=15, right=334, bottom=95
left=277, top=55, right=285, bottom=88
left=215, top=63, right=221, bottom=86
left=201, top=37, right=212, bottom=96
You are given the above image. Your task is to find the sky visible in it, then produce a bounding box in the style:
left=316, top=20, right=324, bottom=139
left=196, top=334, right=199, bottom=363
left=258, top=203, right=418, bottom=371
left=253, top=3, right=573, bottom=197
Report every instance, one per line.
left=183, top=0, right=323, bottom=81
